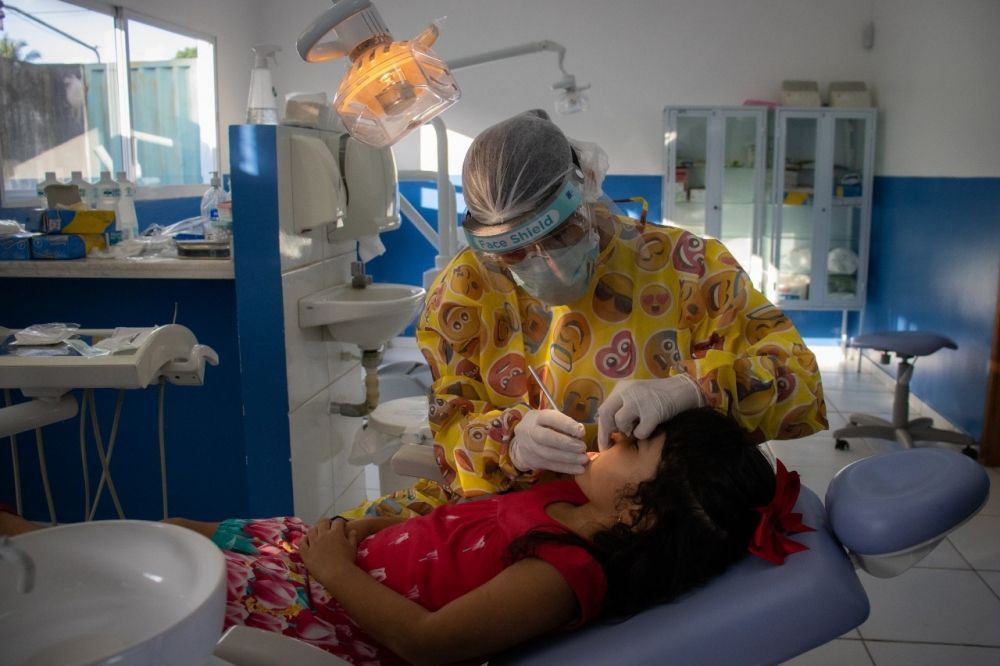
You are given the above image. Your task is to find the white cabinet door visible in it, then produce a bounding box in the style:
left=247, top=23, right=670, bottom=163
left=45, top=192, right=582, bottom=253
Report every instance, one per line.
left=768, top=108, right=875, bottom=310
left=663, top=106, right=767, bottom=277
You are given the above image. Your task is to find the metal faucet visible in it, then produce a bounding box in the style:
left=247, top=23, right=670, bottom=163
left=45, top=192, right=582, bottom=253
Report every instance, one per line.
left=0, top=536, right=35, bottom=593
left=350, top=261, right=372, bottom=288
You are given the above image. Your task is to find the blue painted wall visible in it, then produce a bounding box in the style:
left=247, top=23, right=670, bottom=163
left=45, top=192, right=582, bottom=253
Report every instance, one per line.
left=1, top=197, right=252, bottom=523
left=0, top=277, right=248, bottom=523
left=865, top=177, right=1000, bottom=439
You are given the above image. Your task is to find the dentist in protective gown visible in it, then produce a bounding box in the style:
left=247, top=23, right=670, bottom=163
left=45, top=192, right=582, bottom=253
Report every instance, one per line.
left=344, top=109, right=827, bottom=518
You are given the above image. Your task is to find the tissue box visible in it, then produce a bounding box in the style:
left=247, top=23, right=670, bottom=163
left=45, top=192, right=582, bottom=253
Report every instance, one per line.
left=41, top=209, right=115, bottom=235
left=0, top=234, right=34, bottom=260
left=30, top=234, right=87, bottom=259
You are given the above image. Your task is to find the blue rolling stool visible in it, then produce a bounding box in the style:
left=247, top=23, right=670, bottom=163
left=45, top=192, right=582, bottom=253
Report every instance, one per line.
left=833, top=331, right=979, bottom=458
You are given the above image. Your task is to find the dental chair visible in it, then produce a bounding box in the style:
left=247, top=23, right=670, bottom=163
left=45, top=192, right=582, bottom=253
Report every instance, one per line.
left=834, top=331, right=979, bottom=458
left=213, top=442, right=990, bottom=665
left=391, top=444, right=989, bottom=665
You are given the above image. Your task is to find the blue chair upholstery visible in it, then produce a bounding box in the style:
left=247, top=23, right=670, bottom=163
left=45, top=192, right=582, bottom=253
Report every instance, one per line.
left=497, top=448, right=990, bottom=665
left=834, top=331, right=978, bottom=456
left=495, top=487, right=869, bottom=666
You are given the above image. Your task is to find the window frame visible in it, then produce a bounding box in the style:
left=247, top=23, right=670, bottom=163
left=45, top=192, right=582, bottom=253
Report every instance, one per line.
left=0, top=0, right=220, bottom=206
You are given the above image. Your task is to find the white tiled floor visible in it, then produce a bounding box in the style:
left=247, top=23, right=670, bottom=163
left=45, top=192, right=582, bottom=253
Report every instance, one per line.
left=778, top=345, right=1000, bottom=666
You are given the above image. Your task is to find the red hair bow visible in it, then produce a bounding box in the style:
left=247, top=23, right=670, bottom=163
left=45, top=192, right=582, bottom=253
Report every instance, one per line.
left=748, top=459, right=814, bottom=565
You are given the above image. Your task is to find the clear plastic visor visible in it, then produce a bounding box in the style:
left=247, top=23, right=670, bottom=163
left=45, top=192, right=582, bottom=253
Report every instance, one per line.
left=478, top=206, right=593, bottom=266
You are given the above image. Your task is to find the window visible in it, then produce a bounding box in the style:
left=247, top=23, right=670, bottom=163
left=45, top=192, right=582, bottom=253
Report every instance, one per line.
left=0, top=0, right=218, bottom=205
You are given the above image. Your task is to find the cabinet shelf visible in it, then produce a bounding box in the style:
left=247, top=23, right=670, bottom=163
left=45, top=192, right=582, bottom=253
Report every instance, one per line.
left=768, top=108, right=876, bottom=311
left=665, top=106, right=875, bottom=314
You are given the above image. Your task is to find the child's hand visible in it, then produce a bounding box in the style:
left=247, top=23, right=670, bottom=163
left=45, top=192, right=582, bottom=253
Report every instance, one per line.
left=299, top=518, right=357, bottom=581
left=345, top=516, right=405, bottom=544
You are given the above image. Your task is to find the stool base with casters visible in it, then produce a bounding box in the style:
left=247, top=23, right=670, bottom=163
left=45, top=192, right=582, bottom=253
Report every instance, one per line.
left=833, top=331, right=978, bottom=459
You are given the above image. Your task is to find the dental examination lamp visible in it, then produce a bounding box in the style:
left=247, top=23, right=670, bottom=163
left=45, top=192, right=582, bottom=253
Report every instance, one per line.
left=448, top=40, right=591, bottom=115
left=297, top=0, right=461, bottom=148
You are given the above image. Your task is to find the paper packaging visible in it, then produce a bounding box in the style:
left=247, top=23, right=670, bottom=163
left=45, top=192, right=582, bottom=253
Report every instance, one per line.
left=41, top=209, right=115, bottom=235
left=0, top=234, right=34, bottom=260
left=30, top=234, right=87, bottom=259
left=358, top=235, right=386, bottom=262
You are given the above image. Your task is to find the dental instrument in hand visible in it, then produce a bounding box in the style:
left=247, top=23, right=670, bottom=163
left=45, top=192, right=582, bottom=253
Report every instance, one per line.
left=527, top=365, right=558, bottom=411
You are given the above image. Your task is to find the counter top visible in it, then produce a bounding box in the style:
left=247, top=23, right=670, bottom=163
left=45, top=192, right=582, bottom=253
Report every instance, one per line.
left=0, top=257, right=234, bottom=280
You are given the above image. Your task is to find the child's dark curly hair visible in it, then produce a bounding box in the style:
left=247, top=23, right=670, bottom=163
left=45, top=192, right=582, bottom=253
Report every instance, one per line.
left=507, top=407, right=776, bottom=620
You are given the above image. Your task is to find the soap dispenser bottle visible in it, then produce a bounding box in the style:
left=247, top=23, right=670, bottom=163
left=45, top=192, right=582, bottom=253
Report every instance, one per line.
left=246, top=45, right=282, bottom=125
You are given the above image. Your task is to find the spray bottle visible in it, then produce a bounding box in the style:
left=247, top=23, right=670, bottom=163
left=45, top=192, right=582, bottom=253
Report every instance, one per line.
left=246, top=45, right=282, bottom=125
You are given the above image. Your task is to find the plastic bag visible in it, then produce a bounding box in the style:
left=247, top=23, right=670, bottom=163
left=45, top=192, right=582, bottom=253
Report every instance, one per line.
left=12, top=323, right=81, bottom=346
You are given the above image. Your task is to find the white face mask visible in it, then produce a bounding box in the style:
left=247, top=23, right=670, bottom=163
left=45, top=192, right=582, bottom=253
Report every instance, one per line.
left=509, top=229, right=600, bottom=305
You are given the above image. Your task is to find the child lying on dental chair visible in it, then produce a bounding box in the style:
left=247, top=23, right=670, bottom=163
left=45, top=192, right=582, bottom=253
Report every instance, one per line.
left=0, top=408, right=810, bottom=666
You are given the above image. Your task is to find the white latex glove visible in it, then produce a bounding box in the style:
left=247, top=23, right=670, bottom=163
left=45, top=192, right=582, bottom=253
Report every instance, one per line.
left=597, top=375, right=705, bottom=450
left=510, top=409, right=589, bottom=475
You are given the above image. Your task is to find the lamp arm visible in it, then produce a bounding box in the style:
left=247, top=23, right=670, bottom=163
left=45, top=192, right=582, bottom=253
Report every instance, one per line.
left=4, top=3, right=101, bottom=62
left=447, top=40, right=568, bottom=77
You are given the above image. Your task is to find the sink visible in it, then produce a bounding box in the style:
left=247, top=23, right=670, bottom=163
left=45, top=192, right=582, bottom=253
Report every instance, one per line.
left=299, top=282, right=426, bottom=350
left=0, top=520, right=225, bottom=666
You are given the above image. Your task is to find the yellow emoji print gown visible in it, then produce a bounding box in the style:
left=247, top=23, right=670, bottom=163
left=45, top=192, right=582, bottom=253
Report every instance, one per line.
left=343, top=213, right=827, bottom=518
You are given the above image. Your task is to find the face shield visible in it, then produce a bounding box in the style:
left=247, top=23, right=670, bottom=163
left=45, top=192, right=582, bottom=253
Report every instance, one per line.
left=464, top=168, right=599, bottom=305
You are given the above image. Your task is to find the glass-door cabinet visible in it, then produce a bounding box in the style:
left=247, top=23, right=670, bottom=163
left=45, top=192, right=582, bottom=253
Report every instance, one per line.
left=764, top=108, right=876, bottom=310
left=662, top=107, right=768, bottom=281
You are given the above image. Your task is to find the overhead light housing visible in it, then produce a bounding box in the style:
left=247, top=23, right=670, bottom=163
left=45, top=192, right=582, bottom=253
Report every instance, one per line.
left=297, top=0, right=461, bottom=148
left=551, top=73, right=590, bottom=115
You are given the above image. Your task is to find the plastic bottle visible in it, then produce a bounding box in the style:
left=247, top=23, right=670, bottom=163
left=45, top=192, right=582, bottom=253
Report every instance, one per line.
left=35, top=172, right=59, bottom=209
left=215, top=182, right=233, bottom=244
left=96, top=171, right=120, bottom=209
left=246, top=45, right=281, bottom=125
left=115, top=171, right=140, bottom=241
left=200, top=172, right=224, bottom=239
left=69, top=171, right=95, bottom=208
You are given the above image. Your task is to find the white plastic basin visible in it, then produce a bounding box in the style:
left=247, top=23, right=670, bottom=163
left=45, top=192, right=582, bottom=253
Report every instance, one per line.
left=0, top=520, right=226, bottom=666
left=298, top=282, right=426, bottom=350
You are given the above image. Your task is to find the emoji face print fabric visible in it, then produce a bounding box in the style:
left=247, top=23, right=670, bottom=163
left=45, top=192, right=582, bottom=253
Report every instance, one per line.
left=416, top=214, right=827, bottom=497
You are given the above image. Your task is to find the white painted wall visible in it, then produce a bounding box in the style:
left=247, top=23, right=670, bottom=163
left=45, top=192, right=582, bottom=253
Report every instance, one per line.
left=870, top=0, right=1000, bottom=177
left=132, top=0, right=1000, bottom=179
left=241, top=0, right=999, bottom=179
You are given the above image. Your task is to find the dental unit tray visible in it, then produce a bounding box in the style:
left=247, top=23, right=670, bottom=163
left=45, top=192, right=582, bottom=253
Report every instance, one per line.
left=0, top=324, right=219, bottom=398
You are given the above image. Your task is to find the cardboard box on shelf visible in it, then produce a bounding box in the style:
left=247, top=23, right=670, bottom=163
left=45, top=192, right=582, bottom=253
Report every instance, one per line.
left=41, top=209, right=115, bottom=235
left=781, top=80, right=821, bottom=106
left=829, top=81, right=872, bottom=108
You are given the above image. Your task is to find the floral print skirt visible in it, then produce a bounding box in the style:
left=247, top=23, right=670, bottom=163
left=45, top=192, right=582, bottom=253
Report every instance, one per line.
left=212, top=517, right=406, bottom=665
